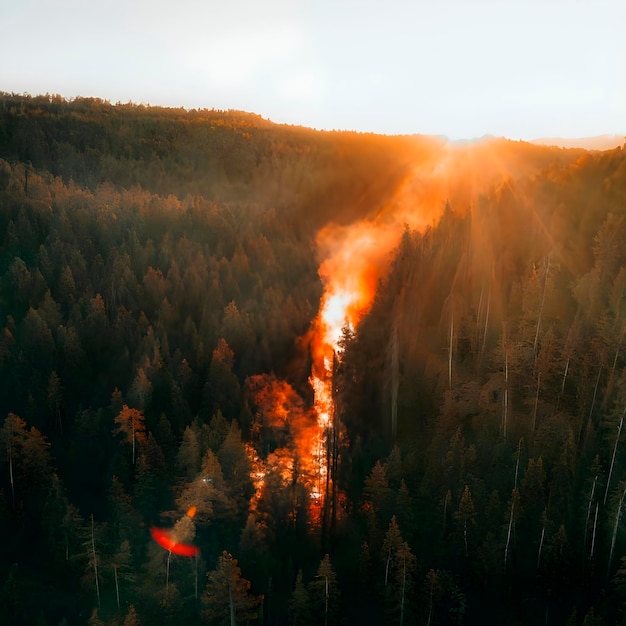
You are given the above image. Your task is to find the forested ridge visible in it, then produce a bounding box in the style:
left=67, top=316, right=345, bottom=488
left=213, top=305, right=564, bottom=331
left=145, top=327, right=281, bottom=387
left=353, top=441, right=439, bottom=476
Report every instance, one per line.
left=0, top=92, right=625, bottom=625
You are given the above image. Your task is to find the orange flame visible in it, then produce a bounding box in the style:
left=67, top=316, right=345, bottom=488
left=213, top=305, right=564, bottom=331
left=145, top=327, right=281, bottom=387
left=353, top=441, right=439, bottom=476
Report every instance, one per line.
left=246, top=375, right=323, bottom=515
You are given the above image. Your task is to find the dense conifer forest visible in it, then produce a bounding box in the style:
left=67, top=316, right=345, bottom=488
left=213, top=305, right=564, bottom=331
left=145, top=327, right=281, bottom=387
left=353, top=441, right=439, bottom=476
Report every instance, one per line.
left=0, top=92, right=625, bottom=625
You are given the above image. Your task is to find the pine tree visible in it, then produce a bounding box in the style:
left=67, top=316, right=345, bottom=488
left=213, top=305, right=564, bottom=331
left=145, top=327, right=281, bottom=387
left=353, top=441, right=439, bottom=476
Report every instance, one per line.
left=289, top=570, right=311, bottom=626
left=177, top=425, right=200, bottom=481
left=425, top=570, right=442, bottom=626
left=107, top=475, right=141, bottom=547
left=111, top=539, right=134, bottom=610
left=175, top=478, right=215, bottom=527
left=42, top=472, right=83, bottom=563
left=0, top=412, right=29, bottom=511
left=520, top=458, right=547, bottom=535
left=309, top=554, right=339, bottom=626
left=202, top=551, right=261, bottom=625
left=122, top=604, right=140, bottom=626
left=0, top=412, right=52, bottom=515
left=205, top=338, right=241, bottom=421
left=87, top=608, right=104, bottom=626
left=113, top=405, right=146, bottom=465
left=129, top=368, right=152, bottom=411
left=364, top=460, right=392, bottom=547
left=396, top=478, right=415, bottom=531
left=382, top=516, right=403, bottom=587
left=218, top=421, right=254, bottom=520
left=504, top=488, right=521, bottom=570
left=47, top=369, right=64, bottom=434
left=394, top=541, right=417, bottom=626
left=82, top=514, right=101, bottom=609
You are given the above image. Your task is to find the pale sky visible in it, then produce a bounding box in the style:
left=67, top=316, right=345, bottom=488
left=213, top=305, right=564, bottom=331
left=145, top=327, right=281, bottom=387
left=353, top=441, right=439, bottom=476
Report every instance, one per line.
left=2, top=0, right=625, bottom=140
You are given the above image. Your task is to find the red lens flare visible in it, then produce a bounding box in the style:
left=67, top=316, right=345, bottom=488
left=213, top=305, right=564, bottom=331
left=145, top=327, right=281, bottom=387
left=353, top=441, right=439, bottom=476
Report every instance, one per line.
left=150, top=526, right=200, bottom=557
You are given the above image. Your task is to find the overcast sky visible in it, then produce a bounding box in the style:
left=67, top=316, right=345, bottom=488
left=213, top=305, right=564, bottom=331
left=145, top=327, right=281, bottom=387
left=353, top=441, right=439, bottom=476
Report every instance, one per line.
left=2, top=0, right=625, bottom=140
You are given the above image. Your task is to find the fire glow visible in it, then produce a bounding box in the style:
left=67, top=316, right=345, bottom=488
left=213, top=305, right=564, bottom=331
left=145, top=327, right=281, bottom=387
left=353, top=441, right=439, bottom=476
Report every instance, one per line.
left=311, top=222, right=387, bottom=368
left=245, top=231, right=380, bottom=524
left=245, top=138, right=521, bottom=525
left=245, top=217, right=402, bottom=525
left=301, top=222, right=388, bottom=522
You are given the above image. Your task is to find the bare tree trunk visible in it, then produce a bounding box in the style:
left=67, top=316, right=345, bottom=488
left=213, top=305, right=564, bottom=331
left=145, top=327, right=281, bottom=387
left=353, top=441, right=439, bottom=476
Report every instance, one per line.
left=400, top=557, right=406, bottom=626
left=114, top=564, right=120, bottom=609
left=514, top=438, right=522, bottom=489
left=504, top=492, right=516, bottom=570
left=229, top=579, right=236, bottom=626
left=166, top=550, right=171, bottom=590
left=448, top=314, right=454, bottom=391
left=605, top=411, right=625, bottom=505
left=611, top=346, right=621, bottom=380
left=533, top=254, right=551, bottom=358
left=385, top=547, right=391, bottom=586
left=589, top=503, right=599, bottom=561
left=605, top=325, right=625, bottom=406
left=8, top=435, right=15, bottom=512
left=585, top=475, right=598, bottom=547
left=464, top=518, right=468, bottom=556
left=557, top=355, right=570, bottom=411
left=324, top=575, right=328, bottom=626
left=330, top=365, right=339, bottom=540
left=532, top=372, right=541, bottom=431
left=91, top=514, right=101, bottom=608
left=578, top=367, right=602, bottom=456
left=476, top=283, right=484, bottom=339
left=589, top=367, right=602, bottom=422
left=443, top=490, right=451, bottom=535
left=503, top=386, right=508, bottom=440
left=481, top=288, right=491, bottom=357
left=53, top=400, right=63, bottom=437
left=609, top=487, right=626, bottom=576
left=537, top=521, right=545, bottom=571
left=427, top=584, right=434, bottom=626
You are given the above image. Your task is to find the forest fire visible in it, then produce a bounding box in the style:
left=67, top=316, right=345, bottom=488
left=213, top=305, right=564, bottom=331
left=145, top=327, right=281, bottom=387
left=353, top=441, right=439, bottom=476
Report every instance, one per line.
left=245, top=139, right=526, bottom=527
left=246, top=220, right=387, bottom=526
left=8, top=92, right=624, bottom=624
left=245, top=375, right=322, bottom=512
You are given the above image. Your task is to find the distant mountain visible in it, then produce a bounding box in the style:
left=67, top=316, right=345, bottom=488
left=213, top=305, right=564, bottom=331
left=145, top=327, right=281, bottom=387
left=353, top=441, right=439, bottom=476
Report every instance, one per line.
left=530, top=134, right=625, bottom=150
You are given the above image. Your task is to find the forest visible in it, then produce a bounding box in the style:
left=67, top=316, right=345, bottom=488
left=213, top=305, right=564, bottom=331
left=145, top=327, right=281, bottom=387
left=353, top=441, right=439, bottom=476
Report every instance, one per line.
left=0, top=92, right=625, bottom=625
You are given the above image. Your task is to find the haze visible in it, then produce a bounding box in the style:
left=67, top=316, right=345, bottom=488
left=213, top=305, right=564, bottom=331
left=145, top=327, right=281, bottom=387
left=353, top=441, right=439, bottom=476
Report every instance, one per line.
left=2, top=0, right=625, bottom=141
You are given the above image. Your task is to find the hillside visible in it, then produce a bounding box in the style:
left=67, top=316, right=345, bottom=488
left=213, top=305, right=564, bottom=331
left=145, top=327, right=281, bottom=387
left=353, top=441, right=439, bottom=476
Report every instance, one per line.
left=531, top=135, right=625, bottom=151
